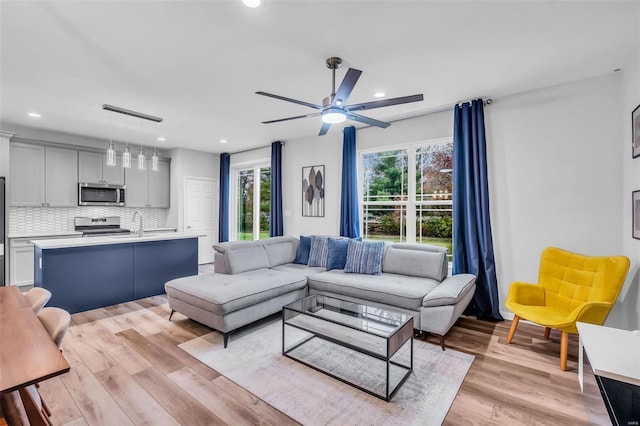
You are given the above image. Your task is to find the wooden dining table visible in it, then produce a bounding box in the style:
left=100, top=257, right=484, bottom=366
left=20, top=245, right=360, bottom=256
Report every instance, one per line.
left=0, top=285, right=70, bottom=424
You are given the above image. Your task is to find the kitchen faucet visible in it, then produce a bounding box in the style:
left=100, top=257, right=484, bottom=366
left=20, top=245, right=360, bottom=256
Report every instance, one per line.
left=132, top=210, right=144, bottom=237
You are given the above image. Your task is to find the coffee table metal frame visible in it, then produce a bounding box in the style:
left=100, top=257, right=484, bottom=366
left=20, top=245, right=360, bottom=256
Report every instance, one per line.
left=282, top=294, right=413, bottom=401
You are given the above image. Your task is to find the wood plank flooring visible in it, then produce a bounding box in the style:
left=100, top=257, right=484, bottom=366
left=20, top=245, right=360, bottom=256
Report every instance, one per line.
left=34, top=294, right=612, bottom=426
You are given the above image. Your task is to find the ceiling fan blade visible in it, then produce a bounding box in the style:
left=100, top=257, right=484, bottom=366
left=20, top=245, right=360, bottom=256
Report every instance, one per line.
left=261, top=113, right=321, bottom=124
left=318, top=122, right=331, bottom=136
left=346, top=94, right=424, bottom=112
left=346, top=112, right=390, bottom=128
left=256, top=91, right=323, bottom=110
left=332, top=68, right=362, bottom=107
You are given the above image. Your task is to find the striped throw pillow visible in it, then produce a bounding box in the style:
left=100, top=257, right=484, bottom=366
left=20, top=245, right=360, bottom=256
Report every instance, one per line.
left=344, top=240, right=385, bottom=275
left=308, top=236, right=330, bottom=267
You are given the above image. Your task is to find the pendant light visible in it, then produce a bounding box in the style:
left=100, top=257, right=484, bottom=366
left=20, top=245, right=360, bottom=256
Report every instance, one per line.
left=105, top=112, right=117, bottom=166
left=106, top=141, right=116, bottom=167
left=137, top=145, right=146, bottom=170
left=151, top=148, right=159, bottom=171
left=122, top=145, right=132, bottom=168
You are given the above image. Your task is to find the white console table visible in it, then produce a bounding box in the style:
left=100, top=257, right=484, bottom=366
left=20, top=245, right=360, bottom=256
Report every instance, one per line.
left=577, top=322, right=640, bottom=391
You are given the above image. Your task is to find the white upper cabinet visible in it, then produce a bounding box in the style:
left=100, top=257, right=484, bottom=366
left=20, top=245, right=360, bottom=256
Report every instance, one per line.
left=10, top=143, right=77, bottom=207
left=124, top=159, right=170, bottom=208
left=78, top=151, right=125, bottom=185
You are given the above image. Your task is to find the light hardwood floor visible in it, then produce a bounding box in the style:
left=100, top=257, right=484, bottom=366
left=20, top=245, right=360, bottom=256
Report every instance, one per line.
left=35, top=295, right=611, bottom=426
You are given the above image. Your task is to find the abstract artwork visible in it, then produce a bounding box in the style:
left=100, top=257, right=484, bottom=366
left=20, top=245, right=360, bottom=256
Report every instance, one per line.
left=302, top=165, right=325, bottom=217
left=633, top=104, right=640, bottom=158
left=634, top=190, right=640, bottom=239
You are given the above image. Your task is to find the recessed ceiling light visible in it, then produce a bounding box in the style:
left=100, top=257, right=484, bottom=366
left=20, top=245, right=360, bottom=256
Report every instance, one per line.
left=28, top=112, right=41, bottom=118
left=242, top=0, right=261, bottom=8
left=220, top=139, right=228, bottom=144
left=157, top=137, right=166, bottom=142
left=374, top=92, right=385, bottom=98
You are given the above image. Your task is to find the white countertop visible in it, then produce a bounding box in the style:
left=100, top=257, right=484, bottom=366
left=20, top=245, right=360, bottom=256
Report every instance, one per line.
left=31, top=232, right=202, bottom=249
left=8, top=228, right=177, bottom=240
left=8, top=231, right=83, bottom=239
left=577, top=322, right=640, bottom=388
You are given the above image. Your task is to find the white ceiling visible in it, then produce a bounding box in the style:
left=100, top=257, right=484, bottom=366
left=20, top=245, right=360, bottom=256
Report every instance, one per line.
left=1, top=1, right=638, bottom=154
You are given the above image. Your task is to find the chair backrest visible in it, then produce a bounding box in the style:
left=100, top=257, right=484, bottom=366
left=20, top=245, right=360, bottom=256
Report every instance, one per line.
left=538, top=247, right=630, bottom=317
left=37, top=307, right=71, bottom=348
left=23, top=287, right=52, bottom=313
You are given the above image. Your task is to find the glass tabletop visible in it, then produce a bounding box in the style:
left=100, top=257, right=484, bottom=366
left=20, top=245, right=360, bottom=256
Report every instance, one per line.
left=283, top=294, right=412, bottom=338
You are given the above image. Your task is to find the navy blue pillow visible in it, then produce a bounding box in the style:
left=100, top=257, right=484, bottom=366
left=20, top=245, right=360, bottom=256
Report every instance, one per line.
left=293, top=235, right=312, bottom=264
left=326, top=238, right=349, bottom=270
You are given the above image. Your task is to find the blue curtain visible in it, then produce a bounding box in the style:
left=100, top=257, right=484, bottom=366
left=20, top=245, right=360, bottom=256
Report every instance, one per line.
left=218, top=153, right=230, bottom=242
left=452, top=100, right=503, bottom=321
left=270, top=141, right=284, bottom=237
left=340, top=126, right=360, bottom=238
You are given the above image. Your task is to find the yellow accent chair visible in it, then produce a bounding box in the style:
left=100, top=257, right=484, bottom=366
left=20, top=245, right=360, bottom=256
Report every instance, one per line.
left=505, top=247, right=630, bottom=371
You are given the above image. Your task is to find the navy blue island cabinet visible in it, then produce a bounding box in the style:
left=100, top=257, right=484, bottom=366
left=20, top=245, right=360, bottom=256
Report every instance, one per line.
left=33, top=236, right=198, bottom=314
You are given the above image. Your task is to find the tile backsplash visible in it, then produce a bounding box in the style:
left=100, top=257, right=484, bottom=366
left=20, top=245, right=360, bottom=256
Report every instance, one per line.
left=9, top=206, right=169, bottom=235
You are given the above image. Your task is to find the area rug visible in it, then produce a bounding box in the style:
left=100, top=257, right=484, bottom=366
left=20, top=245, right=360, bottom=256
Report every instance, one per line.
left=180, top=319, right=474, bottom=426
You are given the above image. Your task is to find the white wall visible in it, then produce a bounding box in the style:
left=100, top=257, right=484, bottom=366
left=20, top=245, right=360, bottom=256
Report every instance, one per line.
left=487, top=74, right=626, bottom=321
left=615, top=17, right=640, bottom=330
left=167, top=148, right=219, bottom=233
left=282, top=72, right=637, bottom=327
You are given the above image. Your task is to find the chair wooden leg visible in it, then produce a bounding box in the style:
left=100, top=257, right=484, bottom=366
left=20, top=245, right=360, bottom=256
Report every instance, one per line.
left=560, top=331, right=569, bottom=371
left=506, top=315, right=520, bottom=343
left=544, top=327, right=551, bottom=340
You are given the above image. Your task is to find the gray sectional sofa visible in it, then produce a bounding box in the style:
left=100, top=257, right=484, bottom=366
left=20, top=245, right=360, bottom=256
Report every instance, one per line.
left=165, top=236, right=476, bottom=349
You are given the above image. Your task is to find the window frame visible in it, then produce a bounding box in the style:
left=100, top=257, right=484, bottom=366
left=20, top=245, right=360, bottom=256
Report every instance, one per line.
left=358, top=137, right=453, bottom=247
left=230, top=160, right=270, bottom=241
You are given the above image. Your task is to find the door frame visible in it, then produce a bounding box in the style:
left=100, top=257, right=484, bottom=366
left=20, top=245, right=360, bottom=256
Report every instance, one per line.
left=183, top=176, right=218, bottom=263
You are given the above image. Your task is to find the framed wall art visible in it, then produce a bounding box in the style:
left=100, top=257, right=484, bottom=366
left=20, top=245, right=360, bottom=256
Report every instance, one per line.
left=302, top=165, right=325, bottom=217
left=633, top=104, right=640, bottom=158
left=634, top=190, right=640, bottom=240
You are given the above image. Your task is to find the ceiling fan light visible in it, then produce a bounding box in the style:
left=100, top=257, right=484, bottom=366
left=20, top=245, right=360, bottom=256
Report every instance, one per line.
left=322, top=108, right=346, bottom=124
left=242, top=0, right=261, bottom=7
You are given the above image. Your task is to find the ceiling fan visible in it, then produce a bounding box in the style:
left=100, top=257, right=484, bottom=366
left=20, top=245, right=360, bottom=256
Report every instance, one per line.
left=256, top=57, right=424, bottom=136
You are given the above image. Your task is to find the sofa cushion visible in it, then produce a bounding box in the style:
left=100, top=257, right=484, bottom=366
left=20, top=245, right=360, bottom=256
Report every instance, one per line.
left=344, top=240, right=384, bottom=275
left=384, top=243, right=449, bottom=282
left=213, top=241, right=270, bottom=274
left=383, top=247, right=446, bottom=281
left=326, top=238, right=349, bottom=271
left=272, top=263, right=326, bottom=277
left=308, top=270, right=439, bottom=310
left=260, top=236, right=298, bottom=267
left=165, top=270, right=307, bottom=315
left=293, top=235, right=312, bottom=265
left=422, top=274, right=476, bottom=307
left=308, top=236, right=330, bottom=267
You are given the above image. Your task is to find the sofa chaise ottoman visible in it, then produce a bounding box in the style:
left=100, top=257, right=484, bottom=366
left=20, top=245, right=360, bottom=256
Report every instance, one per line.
left=165, top=240, right=307, bottom=347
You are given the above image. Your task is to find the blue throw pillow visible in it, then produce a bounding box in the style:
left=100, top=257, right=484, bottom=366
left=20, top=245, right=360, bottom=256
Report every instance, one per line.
left=293, top=235, right=312, bottom=265
left=326, top=238, right=349, bottom=270
left=344, top=240, right=385, bottom=275
left=308, top=236, right=329, bottom=267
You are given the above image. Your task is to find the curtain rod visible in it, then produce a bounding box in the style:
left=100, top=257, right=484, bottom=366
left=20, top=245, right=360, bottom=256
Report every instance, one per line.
left=357, top=98, right=494, bottom=129
left=229, top=140, right=284, bottom=156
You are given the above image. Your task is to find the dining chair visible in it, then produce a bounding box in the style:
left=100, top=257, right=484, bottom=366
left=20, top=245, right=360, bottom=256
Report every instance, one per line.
left=18, top=307, right=72, bottom=425
left=23, top=287, right=52, bottom=313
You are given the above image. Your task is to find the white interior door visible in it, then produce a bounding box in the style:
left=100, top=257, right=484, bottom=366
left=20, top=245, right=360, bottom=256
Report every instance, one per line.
left=185, top=177, right=217, bottom=264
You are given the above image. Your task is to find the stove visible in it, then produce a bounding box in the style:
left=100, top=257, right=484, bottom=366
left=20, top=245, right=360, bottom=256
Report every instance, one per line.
left=75, top=216, right=131, bottom=237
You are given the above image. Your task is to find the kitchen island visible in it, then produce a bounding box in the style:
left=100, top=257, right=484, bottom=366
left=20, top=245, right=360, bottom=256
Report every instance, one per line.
left=32, top=233, right=199, bottom=314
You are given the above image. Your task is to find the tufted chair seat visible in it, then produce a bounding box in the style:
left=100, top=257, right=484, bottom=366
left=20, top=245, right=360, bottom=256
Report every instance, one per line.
left=505, top=247, right=630, bottom=370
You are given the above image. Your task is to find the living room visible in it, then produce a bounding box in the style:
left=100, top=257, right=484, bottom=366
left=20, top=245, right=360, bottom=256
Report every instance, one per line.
left=1, top=1, right=639, bottom=425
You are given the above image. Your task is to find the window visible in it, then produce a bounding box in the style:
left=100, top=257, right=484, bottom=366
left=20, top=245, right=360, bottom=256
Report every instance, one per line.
left=360, top=139, right=453, bottom=258
left=232, top=165, right=271, bottom=240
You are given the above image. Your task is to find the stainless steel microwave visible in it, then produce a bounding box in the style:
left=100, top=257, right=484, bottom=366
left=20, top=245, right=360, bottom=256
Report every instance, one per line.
left=78, top=183, right=126, bottom=206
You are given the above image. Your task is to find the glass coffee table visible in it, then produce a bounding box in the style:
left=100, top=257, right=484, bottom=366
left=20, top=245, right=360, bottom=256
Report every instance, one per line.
left=282, top=294, right=413, bottom=401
